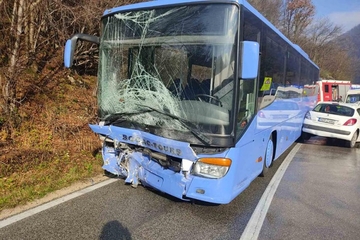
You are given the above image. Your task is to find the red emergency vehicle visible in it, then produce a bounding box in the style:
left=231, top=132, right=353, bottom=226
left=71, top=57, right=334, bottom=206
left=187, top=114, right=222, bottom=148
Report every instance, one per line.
left=316, top=79, right=351, bottom=102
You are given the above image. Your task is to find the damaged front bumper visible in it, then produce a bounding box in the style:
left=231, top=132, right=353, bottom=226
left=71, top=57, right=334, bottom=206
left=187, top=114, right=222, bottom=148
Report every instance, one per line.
left=90, top=124, right=234, bottom=204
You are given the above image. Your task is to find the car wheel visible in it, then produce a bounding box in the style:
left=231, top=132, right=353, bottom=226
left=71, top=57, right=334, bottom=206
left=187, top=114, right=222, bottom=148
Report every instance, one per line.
left=259, top=135, right=274, bottom=177
left=345, top=131, right=358, bottom=148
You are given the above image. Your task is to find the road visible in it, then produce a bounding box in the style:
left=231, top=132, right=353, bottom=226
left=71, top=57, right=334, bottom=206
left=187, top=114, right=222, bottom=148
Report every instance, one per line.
left=259, top=138, right=360, bottom=240
left=1, top=137, right=359, bottom=240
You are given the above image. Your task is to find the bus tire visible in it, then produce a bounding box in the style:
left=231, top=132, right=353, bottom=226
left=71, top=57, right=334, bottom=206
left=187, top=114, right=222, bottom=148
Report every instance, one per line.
left=259, top=135, right=274, bottom=177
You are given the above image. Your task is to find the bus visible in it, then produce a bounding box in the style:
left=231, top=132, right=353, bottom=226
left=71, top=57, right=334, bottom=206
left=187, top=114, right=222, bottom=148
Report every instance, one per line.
left=63, top=0, right=319, bottom=204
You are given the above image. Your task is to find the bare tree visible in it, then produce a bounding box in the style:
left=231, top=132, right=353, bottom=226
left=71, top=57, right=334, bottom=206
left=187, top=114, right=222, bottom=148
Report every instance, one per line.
left=4, top=0, right=25, bottom=114
left=248, top=0, right=282, bottom=27
left=319, top=43, right=355, bottom=79
left=0, top=0, right=145, bottom=119
left=301, top=18, right=355, bottom=80
left=280, top=0, right=315, bottom=43
left=303, top=18, right=343, bottom=63
left=27, top=0, right=42, bottom=70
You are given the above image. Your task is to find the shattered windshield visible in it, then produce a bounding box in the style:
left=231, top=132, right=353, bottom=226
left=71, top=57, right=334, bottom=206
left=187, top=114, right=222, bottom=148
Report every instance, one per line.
left=98, top=4, right=239, bottom=144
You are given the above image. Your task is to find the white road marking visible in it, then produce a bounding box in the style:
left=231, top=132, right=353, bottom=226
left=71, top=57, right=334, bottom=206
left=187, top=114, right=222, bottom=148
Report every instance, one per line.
left=0, top=178, right=118, bottom=229
left=1, top=143, right=301, bottom=231
left=240, top=143, right=301, bottom=240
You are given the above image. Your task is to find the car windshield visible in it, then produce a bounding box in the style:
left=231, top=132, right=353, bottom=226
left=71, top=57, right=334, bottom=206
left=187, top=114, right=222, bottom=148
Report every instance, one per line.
left=313, top=104, right=355, bottom=117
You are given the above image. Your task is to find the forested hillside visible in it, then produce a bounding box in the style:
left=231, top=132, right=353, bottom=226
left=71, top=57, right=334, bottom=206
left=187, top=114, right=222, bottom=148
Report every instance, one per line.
left=336, top=24, right=360, bottom=83
left=0, top=0, right=143, bottom=211
left=249, top=0, right=357, bottom=80
left=0, top=0, right=358, bottom=211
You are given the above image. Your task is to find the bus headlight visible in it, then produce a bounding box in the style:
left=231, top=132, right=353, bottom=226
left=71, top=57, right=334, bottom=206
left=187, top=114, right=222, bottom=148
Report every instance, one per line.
left=192, top=158, right=231, bottom=179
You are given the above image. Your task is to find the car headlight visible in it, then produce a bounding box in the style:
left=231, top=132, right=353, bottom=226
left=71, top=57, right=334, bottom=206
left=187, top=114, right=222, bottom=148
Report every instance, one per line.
left=192, top=158, right=231, bottom=179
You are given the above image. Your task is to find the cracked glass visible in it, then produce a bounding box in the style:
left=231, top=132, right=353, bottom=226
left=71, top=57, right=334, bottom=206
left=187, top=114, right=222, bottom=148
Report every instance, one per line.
left=97, top=4, right=239, bottom=144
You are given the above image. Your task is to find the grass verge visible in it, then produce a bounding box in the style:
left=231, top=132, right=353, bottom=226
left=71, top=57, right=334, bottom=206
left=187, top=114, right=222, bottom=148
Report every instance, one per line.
left=0, top=73, right=104, bottom=212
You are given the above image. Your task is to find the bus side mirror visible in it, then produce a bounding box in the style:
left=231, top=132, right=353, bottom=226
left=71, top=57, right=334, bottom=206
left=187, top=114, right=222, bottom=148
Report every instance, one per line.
left=239, top=41, right=260, bottom=79
left=64, top=33, right=100, bottom=68
left=64, top=39, right=76, bottom=68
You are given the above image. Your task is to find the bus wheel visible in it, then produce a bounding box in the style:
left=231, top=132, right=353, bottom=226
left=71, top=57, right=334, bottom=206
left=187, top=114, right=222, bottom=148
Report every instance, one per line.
left=345, top=131, right=358, bottom=148
left=259, top=135, right=274, bottom=177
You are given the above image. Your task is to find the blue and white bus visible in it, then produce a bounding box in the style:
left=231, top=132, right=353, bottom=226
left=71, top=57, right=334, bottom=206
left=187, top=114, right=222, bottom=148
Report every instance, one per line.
left=64, top=0, right=319, bottom=204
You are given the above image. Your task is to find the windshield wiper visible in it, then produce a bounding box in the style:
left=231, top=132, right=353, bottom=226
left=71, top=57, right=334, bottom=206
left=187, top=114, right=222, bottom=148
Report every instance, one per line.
left=136, top=104, right=211, bottom=145
left=104, top=109, right=154, bottom=125
left=103, top=105, right=211, bottom=145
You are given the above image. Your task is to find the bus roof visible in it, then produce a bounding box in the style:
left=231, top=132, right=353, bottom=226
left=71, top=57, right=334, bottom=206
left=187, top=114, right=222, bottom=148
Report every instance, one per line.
left=102, top=0, right=318, bottom=69
left=103, top=0, right=242, bottom=15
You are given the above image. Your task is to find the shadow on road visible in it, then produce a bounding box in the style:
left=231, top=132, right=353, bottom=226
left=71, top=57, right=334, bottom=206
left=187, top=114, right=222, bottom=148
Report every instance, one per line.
left=304, top=136, right=360, bottom=148
left=100, top=220, right=132, bottom=240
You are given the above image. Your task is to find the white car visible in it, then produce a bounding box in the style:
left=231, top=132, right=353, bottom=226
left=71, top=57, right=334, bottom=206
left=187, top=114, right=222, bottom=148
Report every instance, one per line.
left=302, top=102, right=360, bottom=148
left=257, top=99, right=302, bottom=131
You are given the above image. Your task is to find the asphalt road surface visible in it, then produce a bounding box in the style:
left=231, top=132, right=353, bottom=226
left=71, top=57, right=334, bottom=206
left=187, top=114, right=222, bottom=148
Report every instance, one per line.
left=1, top=137, right=359, bottom=240
left=259, top=137, right=360, bottom=240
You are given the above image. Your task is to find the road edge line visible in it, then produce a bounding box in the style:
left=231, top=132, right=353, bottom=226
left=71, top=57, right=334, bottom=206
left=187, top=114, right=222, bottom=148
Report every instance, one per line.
left=240, top=143, right=301, bottom=240
left=0, top=178, right=118, bottom=229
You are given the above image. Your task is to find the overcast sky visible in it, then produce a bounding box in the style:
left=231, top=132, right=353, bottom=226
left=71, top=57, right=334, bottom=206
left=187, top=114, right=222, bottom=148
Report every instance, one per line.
left=312, top=0, right=360, bottom=32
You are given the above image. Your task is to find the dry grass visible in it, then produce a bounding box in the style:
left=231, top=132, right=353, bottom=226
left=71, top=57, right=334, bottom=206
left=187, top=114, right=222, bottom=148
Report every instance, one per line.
left=0, top=67, right=104, bottom=211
